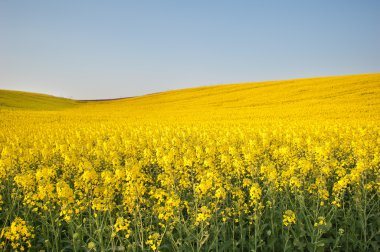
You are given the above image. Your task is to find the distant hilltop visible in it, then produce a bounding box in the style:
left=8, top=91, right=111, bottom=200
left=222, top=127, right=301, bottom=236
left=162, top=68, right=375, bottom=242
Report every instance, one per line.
left=1, top=73, right=379, bottom=122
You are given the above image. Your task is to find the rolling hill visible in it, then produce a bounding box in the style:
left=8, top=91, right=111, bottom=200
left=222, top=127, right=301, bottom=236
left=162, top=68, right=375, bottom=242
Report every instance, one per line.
left=0, top=89, right=79, bottom=110
left=1, top=73, right=380, bottom=122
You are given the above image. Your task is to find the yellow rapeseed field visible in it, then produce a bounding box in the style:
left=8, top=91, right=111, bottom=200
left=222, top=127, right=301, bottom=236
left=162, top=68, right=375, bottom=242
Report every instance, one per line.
left=0, top=73, right=379, bottom=251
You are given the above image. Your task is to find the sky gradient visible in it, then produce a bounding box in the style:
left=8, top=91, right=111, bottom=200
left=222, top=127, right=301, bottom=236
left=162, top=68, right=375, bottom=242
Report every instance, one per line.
left=1, top=0, right=379, bottom=99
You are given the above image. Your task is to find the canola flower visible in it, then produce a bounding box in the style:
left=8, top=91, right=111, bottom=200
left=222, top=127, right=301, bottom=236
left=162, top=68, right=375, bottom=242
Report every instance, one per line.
left=0, top=217, right=34, bottom=251
left=314, top=216, right=327, bottom=228
left=282, top=210, right=296, bottom=227
left=113, top=217, right=131, bottom=239
left=0, top=74, right=379, bottom=251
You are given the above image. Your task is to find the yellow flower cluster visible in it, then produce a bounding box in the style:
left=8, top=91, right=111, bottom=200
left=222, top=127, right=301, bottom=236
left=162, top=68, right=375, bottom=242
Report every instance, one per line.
left=113, top=217, right=131, bottom=239
left=249, top=183, right=262, bottom=206
left=282, top=210, right=296, bottom=227
left=314, top=216, right=327, bottom=228
left=0, top=217, right=34, bottom=251
left=146, top=232, right=161, bottom=251
left=195, top=206, right=212, bottom=226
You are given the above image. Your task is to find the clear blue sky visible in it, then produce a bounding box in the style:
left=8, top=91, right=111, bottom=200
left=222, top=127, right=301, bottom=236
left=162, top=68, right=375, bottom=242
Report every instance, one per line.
left=1, top=0, right=379, bottom=99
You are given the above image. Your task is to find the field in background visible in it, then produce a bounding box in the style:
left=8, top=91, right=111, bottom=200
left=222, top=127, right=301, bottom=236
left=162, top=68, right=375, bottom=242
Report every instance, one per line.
left=2, top=73, right=380, bottom=121
left=0, top=89, right=79, bottom=110
left=0, top=73, right=379, bottom=251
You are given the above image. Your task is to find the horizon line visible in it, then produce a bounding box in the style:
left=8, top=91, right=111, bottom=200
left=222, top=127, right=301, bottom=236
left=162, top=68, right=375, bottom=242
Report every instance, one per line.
left=1, top=72, right=379, bottom=101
